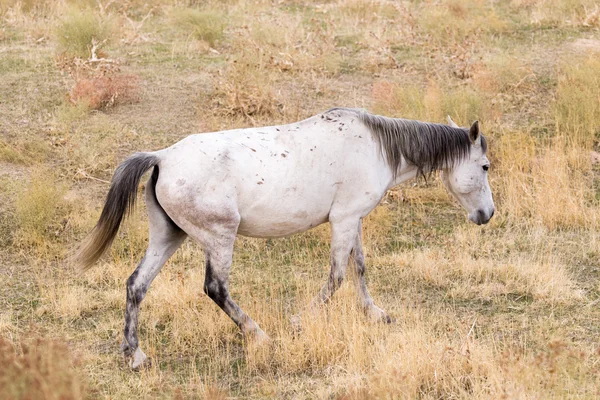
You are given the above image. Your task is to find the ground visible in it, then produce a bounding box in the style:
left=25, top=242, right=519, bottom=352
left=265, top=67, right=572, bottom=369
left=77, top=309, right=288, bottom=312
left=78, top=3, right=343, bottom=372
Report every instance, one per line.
left=1, top=0, right=600, bottom=399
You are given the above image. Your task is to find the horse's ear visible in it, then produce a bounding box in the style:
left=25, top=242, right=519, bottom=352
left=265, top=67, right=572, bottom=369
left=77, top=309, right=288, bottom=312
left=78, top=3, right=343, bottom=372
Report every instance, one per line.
left=469, top=120, right=480, bottom=144
left=447, top=115, right=459, bottom=128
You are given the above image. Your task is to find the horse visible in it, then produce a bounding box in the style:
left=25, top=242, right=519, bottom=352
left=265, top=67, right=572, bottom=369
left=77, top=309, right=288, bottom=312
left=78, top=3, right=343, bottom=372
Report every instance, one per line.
left=74, top=107, right=494, bottom=369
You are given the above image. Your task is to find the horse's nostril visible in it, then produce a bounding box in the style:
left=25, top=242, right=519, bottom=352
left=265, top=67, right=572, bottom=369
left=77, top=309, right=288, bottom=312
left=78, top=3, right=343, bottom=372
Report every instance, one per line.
left=490, top=209, right=495, bottom=219
left=477, top=209, right=485, bottom=222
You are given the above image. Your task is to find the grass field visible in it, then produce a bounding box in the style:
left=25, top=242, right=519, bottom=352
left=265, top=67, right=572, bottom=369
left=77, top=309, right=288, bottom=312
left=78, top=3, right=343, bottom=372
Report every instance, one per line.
left=1, top=0, right=600, bottom=398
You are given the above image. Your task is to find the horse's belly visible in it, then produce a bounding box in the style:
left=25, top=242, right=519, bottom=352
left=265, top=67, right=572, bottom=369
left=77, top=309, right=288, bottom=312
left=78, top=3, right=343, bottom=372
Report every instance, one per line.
left=237, top=212, right=329, bottom=238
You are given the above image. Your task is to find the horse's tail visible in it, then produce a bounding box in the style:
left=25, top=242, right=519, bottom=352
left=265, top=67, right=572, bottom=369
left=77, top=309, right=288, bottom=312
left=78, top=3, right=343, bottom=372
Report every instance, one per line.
left=73, top=152, right=160, bottom=272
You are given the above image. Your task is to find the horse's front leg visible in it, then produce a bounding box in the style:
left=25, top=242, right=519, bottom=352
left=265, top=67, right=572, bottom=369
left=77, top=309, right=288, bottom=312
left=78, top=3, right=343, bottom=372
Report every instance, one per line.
left=292, top=218, right=391, bottom=330
left=311, top=218, right=358, bottom=306
left=352, top=220, right=392, bottom=323
left=290, top=218, right=357, bottom=331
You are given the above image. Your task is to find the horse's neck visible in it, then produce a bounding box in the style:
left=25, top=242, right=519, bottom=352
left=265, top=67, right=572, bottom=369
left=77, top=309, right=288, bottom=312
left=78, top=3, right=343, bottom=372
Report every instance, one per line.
left=387, top=159, right=419, bottom=190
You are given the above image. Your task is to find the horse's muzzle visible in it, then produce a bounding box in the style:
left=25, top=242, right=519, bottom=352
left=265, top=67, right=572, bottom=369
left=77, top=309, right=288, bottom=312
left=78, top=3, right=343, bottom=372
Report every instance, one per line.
left=469, top=208, right=495, bottom=225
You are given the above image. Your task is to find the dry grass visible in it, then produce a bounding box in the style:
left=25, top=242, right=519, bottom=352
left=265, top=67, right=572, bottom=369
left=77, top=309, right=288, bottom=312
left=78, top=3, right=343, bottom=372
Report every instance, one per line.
left=0, top=337, right=86, bottom=399
left=495, top=132, right=598, bottom=229
left=371, top=80, right=486, bottom=126
left=555, top=56, right=600, bottom=147
left=526, top=0, right=600, bottom=27
left=0, top=140, right=29, bottom=164
left=1, top=0, right=600, bottom=399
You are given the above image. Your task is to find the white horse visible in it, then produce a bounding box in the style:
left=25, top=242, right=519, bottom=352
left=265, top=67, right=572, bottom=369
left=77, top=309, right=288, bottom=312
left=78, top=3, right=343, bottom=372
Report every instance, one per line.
left=75, top=108, right=494, bottom=369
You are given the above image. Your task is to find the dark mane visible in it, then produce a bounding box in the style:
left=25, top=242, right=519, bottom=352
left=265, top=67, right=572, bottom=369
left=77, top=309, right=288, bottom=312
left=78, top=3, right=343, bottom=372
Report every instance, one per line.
left=330, top=108, right=487, bottom=178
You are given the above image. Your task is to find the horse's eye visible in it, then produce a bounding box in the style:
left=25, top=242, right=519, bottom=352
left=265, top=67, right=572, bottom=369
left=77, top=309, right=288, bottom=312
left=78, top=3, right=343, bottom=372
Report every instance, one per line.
left=483, top=165, right=489, bottom=172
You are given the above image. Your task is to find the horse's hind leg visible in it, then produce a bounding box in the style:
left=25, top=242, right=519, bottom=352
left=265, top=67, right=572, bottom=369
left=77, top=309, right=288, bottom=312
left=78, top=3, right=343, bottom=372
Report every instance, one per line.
left=352, top=220, right=391, bottom=323
left=204, top=243, right=267, bottom=341
left=180, top=211, right=267, bottom=341
left=121, top=177, right=186, bottom=369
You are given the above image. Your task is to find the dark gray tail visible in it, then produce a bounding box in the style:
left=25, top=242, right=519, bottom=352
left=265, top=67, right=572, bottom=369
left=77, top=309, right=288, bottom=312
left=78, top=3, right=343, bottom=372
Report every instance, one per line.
left=73, top=152, right=160, bottom=271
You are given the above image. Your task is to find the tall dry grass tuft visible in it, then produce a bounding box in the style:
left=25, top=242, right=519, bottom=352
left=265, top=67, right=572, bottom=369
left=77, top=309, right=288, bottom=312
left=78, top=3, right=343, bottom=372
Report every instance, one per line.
left=555, top=57, right=600, bottom=148
left=0, top=138, right=48, bottom=165
left=0, top=337, right=86, bottom=399
left=495, top=131, right=598, bottom=229
left=55, top=10, right=113, bottom=58
left=241, top=285, right=392, bottom=376
left=14, top=170, right=67, bottom=251
left=171, top=7, right=226, bottom=47
left=371, top=80, right=486, bottom=126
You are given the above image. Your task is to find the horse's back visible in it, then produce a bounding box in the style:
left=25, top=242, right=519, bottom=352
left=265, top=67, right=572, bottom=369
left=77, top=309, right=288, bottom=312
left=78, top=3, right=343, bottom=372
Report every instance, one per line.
left=153, top=110, right=388, bottom=238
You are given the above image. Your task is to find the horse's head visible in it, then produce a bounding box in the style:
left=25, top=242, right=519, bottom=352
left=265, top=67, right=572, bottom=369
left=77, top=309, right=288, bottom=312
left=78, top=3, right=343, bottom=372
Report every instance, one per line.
left=441, top=117, right=495, bottom=225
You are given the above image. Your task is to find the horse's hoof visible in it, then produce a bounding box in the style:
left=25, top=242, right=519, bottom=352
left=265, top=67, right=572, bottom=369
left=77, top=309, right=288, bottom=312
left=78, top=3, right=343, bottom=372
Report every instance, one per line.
left=252, top=328, right=271, bottom=345
left=129, top=347, right=148, bottom=370
left=289, top=314, right=303, bottom=334
left=367, top=305, right=394, bottom=324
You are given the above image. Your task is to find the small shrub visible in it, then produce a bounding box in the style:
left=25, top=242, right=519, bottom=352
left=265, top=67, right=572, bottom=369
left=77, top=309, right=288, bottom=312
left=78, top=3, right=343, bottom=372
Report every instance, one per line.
left=211, top=51, right=280, bottom=120
left=56, top=10, right=112, bottom=58
left=69, top=74, right=140, bottom=110
left=171, top=7, right=226, bottom=47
